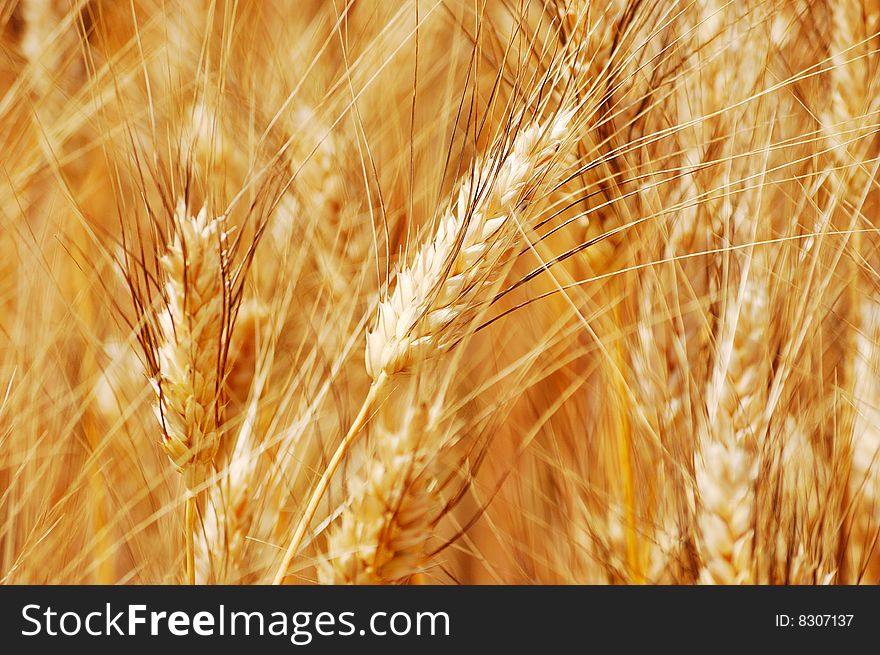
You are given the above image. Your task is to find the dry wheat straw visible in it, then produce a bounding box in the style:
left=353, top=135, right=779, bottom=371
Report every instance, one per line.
left=713, top=272, right=772, bottom=444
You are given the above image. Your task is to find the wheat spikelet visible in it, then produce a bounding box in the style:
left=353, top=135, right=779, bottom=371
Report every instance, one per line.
left=317, top=401, right=450, bottom=584
left=365, top=109, right=574, bottom=380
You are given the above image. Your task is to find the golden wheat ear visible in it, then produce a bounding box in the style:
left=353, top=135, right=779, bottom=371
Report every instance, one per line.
left=695, top=438, right=757, bottom=584
left=140, top=199, right=233, bottom=584
left=153, top=201, right=229, bottom=478
left=317, top=397, right=452, bottom=585
left=366, top=109, right=576, bottom=380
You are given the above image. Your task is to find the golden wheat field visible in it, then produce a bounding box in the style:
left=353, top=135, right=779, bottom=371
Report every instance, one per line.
left=0, top=0, right=878, bottom=586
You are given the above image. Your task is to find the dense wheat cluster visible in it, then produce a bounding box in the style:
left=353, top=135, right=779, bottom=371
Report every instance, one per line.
left=1, top=0, right=878, bottom=585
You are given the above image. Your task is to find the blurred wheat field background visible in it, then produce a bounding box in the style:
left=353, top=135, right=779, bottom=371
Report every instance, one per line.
left=0, top=0, right=878, bottom=585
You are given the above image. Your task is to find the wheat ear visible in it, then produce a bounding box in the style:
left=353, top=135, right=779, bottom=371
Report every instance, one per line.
left=365, top=109, right=575, bottom=379
left=698, top=246, right=770, bottom=584
left=695, top=438, right=756, bottom=584
left=153, top=200, right=229, bottom=584
left=696, top=284, right=768, bottom=584
left=317, top=402, right=450, bottom=584
left=272, top=109, right=574, bottom=584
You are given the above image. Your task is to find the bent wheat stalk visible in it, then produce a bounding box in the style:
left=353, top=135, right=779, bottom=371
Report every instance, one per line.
left=272, top=109, right=574, bottom=584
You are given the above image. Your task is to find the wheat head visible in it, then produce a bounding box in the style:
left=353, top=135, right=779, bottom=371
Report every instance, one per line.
left=365, top=109, right=574, bottom=380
